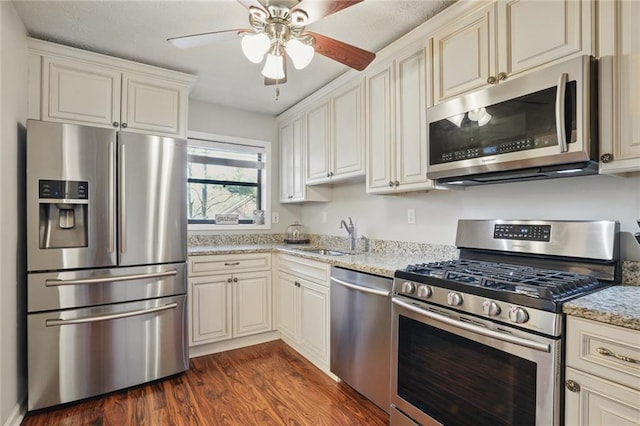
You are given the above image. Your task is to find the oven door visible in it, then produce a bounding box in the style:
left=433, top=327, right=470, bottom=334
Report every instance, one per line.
left=391, top=296, right=561, bottom=426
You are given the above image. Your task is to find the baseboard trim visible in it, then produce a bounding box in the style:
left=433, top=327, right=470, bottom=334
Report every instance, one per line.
left=188, top=331, right=281, bottom=358
left=3, top=398, right=25, bottom=426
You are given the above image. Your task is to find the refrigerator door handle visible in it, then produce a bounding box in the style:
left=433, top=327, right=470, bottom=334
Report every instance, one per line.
left=119, top=143, right=127, bottom=254
left=108, top=140, right=116, bottom=253
left=45, top=303, right=178, bottom=327
left=45, top=269, right=178, bottom=286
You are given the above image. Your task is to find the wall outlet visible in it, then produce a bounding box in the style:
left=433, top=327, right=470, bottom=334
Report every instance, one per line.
left=407, top=208, right=416, bottom=224
left=321, top=211, right=328, bottom=223
left=272, top=212, right=279, bottom=224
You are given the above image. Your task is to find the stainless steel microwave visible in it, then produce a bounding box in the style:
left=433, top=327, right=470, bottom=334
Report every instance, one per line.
left=426, top=55, right=598, bottom=186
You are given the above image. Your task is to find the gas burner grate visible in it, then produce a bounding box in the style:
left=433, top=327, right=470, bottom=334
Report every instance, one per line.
left=404, top=259, right=601, bottom=300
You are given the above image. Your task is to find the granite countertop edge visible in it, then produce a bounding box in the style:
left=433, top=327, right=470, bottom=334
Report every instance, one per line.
left=188, top=244, right=640, bottom=331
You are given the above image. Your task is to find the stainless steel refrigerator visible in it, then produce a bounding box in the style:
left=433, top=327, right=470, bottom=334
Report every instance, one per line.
left=26, top=119, right=188, bottom=411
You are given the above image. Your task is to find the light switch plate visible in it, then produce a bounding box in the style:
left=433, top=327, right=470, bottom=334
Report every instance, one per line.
left=272, top=212, right=279, bottom=224
left=321, top=211, right=328, bottom=223
left=407, top=208, right=416, bottom=224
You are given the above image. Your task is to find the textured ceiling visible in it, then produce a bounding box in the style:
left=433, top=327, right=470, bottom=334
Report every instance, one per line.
left=13, top=0, right=454, bottom=115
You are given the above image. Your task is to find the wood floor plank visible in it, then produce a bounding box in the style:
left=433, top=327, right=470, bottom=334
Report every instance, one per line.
left=23, top=340, right=389, bottom=425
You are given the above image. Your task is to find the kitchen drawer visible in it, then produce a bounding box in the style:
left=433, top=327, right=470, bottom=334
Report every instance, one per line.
left=278, top=253, right=330, bottom=286
left=566, top=316, right=640, bottom=391
left=188, top=253, right=271, bottom=276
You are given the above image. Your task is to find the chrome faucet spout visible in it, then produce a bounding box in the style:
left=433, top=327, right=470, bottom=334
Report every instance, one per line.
left=340, top=217, right=357, bottom=251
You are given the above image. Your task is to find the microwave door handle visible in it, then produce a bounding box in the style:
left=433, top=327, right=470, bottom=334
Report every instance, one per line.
left=555, top=72, right=569, bottom=153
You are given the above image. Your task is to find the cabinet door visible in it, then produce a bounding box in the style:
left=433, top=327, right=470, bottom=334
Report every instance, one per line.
left=432, top=3, right=496, bottom=103
left=42, top=57, right=121, bottom=128
left=121, top=72, right=187, bottom=137
left=497, top=0, right=587, bottom=78
left=306, top=100, right=332, bottom=184
left=565, top=367, right=640, bottom=426
left=299, top=279, right=330, bottom=365
left=279, top=120, right=293, bottom=202
left=332, top=81, right=365, bottom=180
left=189, top=276, right=232, bottom=345
left=275, top=271, right=299, bottom=341
left=233, top=271, right=272, bottom=338
left=290, top=115, right=307, bottom=200
left=395, top=46, right=434, bottom=191
left=366, top=63, right=396, bottom=194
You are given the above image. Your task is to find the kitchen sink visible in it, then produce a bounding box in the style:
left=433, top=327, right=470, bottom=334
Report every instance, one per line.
left=295, top=248, right=348, bottom=256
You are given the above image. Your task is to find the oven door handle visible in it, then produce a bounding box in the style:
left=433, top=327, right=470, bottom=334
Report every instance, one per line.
left=330, top=277, right=391, bottom=297
left=393, top=298, right=551, bottom=353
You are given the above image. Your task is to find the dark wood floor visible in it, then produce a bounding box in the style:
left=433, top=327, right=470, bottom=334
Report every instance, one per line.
left=22, top=340, right=389, bottom=425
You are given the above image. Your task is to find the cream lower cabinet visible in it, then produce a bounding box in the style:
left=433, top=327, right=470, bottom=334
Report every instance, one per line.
left=565, top=317, right=640, bottom=425
left=431, top=0, right=592, bottom=104
left=366, top=45, right=436, bottom=194
left=276, top=254, right=331, bottom=372
left=188, top=254, right=272, bottom=346
left=29, top=38, right=194, bottom=138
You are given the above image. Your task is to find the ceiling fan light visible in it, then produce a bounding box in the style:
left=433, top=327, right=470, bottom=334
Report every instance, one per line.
left=261, top=53, right=285, bottom=79
left=241, top=32, right=270, bottom=63
left=286, top=38, right=314, bottom=70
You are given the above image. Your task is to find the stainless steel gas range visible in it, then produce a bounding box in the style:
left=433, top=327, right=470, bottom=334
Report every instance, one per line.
left=390, top=220, right=620, bottom=426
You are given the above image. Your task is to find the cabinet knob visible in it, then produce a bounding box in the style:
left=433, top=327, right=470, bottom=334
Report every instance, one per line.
left=121, top=122, right=128, bottom=129
left=389, top=180, right=394, bottom=187
left=487, top=76, right=497, bottom=84
left=330, top=171, right=334, bottom=177
left=227, top=278, right=232, bottom=283
left=112, top=122, right=119, bottom=127
left=565, top=380, right=580, bottom=393
left=600, top=153, right=613, bottom=163
left=497, top=72, right=508, bottom=81
left=233, top=277, right=238, bottom=283
left=394, top=180, right=400, bottom=187
left=295, top=281, right=300, bottom=287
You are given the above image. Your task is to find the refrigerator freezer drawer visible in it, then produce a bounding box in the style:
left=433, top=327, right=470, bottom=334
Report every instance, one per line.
left=27, top=294, right=188, bottom=411
left=28, top=263, right=187, bottom=312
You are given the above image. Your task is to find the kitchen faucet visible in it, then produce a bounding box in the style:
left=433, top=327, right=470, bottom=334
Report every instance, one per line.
left=340, top=217, right=357, bottom=251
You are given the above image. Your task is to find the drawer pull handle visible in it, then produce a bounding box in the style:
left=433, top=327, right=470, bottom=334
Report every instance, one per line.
left=597, top=347, right=639, bottom=364
left=224, top=262, right=240, bottom=266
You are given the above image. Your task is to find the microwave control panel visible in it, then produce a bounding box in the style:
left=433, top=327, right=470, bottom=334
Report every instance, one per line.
left=439, top=135, right=562, bottom=163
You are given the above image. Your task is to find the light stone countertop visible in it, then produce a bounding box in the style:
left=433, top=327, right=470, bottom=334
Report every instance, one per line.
left=188, top=244, right=442, bottom=278
left=189, top=244, right=640, bottom=330
left=563, top=286, right=640, bottom=331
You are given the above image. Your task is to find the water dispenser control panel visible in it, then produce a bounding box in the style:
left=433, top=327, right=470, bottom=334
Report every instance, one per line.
left=39, top=180, right=88, bottom=200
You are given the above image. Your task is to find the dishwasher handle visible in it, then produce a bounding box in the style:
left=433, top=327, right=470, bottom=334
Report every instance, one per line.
left=330, top=276, right=391, bottom=297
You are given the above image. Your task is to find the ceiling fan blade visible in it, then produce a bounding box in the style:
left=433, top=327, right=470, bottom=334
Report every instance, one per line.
left=167, top=30, right=246, bottom=49
left=236, top=0, right=267, bottom=12
left=292, top=0, right=363, bottom=25
left=307, top=32, right=375, bottom=71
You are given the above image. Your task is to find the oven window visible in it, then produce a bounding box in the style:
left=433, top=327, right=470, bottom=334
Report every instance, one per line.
left=429, top=81, right=577, bottom=165
left=397, top=315, right=536, bottom=426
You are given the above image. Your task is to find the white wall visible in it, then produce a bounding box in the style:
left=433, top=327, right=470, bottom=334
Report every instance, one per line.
left=0, top=2, right=28, bottom=425
left=188, top=100, right=300, bottom=234
left=300, top=173, right=640, bottom=260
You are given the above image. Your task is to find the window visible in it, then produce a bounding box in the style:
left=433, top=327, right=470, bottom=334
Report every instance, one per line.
left=187, top=132, right=271, bottom=230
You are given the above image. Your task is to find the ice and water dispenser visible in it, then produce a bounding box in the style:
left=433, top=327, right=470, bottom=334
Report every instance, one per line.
left=38, top=179, right=89, bottom=249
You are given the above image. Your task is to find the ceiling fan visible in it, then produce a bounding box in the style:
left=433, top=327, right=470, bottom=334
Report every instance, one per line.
left=167, top=0, right=376, bottom=86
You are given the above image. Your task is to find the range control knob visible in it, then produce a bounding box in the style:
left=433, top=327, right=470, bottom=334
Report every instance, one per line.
left=402, top=281, right=416, bottom=294
left=482, top=300, right=501, bottom=316
left=417, top=285, right=432, bottom=298
left=447, top=292, right=463, bottom=306
left=509, top=306, right=530, bottom=324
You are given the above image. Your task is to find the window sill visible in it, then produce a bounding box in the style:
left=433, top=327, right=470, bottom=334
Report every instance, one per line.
left=188, top=223, right=272, bottom=232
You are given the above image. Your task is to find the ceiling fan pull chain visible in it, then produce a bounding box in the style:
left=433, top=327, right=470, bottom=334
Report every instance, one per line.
left=275, top=87, right=280, bottom=101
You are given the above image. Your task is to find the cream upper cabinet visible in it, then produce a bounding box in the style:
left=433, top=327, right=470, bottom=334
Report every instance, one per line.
left=599, top=0, right=640, bottom=173
left=432, top=0, right=592, bottom=104
left=366, top=46, right=436, bottom=194
left=564, top=317, right=640, bottom=425
left=306, top=99, right=332, bottom=183
left=29, top=38, right=194, bottom=138
left=279, top=114, right=331, bottom=203
left=306, top=80, right=365, bottom=185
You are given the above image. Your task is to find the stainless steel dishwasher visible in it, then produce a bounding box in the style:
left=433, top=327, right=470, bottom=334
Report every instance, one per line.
left=330, top=266, right=392, bottom=413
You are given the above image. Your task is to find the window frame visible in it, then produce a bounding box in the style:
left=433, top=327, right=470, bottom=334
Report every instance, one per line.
left=187, top=130, right=272, bottom=232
